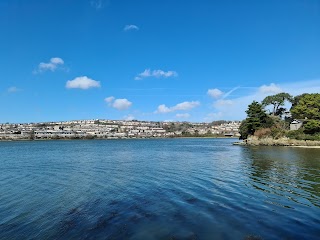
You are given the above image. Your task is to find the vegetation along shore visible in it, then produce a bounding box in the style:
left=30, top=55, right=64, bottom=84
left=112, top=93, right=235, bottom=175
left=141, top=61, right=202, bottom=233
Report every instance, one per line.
left=236, top=93, right=320, bottom=147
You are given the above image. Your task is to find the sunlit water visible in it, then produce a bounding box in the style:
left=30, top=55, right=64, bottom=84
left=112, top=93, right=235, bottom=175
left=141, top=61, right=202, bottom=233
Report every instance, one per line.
left=0, top=139, right=319, bottom=239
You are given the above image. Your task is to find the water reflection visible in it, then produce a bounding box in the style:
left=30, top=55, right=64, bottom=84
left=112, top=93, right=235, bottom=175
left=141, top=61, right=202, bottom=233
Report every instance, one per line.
left=242, top=147, right=320, bottom=208
left=0, top=139, right=320, bottom=239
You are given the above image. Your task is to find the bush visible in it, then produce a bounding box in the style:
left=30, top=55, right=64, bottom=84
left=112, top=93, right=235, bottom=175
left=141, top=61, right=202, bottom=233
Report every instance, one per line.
left=304, top=120, right=320, bottom=134
left=254, top=128, right=271, bottom=139
left=285, top=129, right=320, bottom=141
left=270, top=127, right=285, bottom=139
left=286, top=129, right=305, bottom=140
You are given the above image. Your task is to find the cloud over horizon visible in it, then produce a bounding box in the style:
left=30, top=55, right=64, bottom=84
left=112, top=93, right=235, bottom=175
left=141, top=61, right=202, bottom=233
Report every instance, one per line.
left=66, top=76, right=101, bottom=89
left=176, top=113, right=191, bottom=118
left=259, top=83, right=282, bottom=94
left=155, top=101, right=200, bottom=114
left=123, top=114, right=135, bottom=120
left=135, top=69, right=178, bottom=80
left=105, top=96, right=132, bottom=110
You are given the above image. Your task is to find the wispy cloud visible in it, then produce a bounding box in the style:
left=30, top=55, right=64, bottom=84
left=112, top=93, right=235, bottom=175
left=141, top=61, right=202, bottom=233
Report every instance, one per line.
left=204, top=112, right=224, bottom=122
left=105, top=96, right=132, bottom=110
left=90, top=0, right=105, bottom=10
left=176, top=113, right=190, bottom=119
left=123, top=114, right=135, bottom=120
left=34, top=57, right=64, bottom=74
left=223, top=86, right=240, bottom=99
left=7, top=86, right=22, bottom=93
left=66, top=76, right=101, bottom=90
left=105, top=96, right=115, bottom=103
left=155, top=101, right=200, bottom=114
left=135, top=69, right=178, bottom=80
left=214, top=99, right=233, bottom=107
left=124, top=24, right=139, bottom=31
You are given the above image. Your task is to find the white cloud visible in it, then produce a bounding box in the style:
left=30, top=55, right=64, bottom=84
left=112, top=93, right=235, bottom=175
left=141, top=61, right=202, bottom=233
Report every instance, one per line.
left=155, top=101, right=200, bottom=113
left=156, top=104, right=171, bottom=113
left=66, top=76, right=101, bottom=89
left=105, top=96, right=132, bottom=110
left=34, top=57, right=64, bottom=73
left=123, top=114, right=135, bottom=120
left=7, top=86, right=21, bottom=93
left=104, top=96, right=115, bottom=103
left=207, top=87, right=240, bottom=99
left=204, top=112, right=223, bottom=122
left=214, top=99, right=233, bottom=107
left=112, top=99, right=132, bottom=110
left=50, top=57, right=64, bottom=65
left=135, top=69, right=178, bottom=80
left=176, top=113, right=190, bottom=118
left=152, top=70, right=177, bottom=78
left=259, top=83, right=282, bottom=94
left=173, top=101, right=200, bottom=111
left=207, top=88, right=223, bottom=99
left=124, top=25, right=139, bottom=31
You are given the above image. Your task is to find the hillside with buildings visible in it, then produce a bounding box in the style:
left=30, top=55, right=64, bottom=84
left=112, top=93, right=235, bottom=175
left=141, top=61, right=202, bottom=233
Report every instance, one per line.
left=0, top=119, right=240, bottom=141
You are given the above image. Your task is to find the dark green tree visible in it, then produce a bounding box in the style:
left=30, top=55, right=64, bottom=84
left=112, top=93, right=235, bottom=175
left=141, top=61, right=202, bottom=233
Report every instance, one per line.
left=262, top=92, right=293, bottom=116
left=290, top=93, right=320, bottom=120
left=239, top=101, right=273, bottom=139
left=304, top=120, right=320, bottom=134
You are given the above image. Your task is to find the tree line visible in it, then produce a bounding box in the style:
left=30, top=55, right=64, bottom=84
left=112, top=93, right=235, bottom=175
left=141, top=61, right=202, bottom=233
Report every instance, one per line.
left=239, top=93, right=320, bottom=140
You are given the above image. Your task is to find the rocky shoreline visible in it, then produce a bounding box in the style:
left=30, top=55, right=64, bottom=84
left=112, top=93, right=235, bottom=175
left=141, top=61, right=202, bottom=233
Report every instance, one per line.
left=233, top=136, right=320, bottom=147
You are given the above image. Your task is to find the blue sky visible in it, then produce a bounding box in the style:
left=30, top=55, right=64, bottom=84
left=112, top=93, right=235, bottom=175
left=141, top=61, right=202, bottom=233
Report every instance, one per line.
left=1, top=0, right=320, bottom=123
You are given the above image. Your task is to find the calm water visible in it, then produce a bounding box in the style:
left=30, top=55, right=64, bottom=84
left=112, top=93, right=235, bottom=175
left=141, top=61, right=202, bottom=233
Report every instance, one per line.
left=0, top=139, right=319, bottom=239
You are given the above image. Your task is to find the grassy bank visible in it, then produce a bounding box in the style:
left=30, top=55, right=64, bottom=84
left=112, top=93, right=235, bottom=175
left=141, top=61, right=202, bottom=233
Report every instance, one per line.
left=236, top=136, right=320, bottom=147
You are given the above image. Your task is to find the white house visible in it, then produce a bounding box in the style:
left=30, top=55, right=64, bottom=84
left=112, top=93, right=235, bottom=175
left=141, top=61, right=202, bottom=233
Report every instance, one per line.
left=290, top=120, right=303, bottom=131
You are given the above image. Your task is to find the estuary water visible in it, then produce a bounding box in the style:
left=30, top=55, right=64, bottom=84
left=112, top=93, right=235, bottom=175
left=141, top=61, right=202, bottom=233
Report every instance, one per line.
left=0, top=138, right=319, bottom=239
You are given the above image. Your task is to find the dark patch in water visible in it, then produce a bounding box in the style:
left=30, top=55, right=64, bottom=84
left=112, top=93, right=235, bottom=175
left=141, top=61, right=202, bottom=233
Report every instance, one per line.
left=244, top=235, right=263, bottom=240
left=58, top=205, right=88, bottom=236
left=67, top=207, right=79, bottom=216
left=59, top=219, right=76, bottom=235
left=129, top=214, right=141, bottom=223
left=186, top=197, right=199, bottom=204
left=106, top=211, right=119, bottom=222
left=91, top=217, right=108, bottom=230
left=169, top=232, right=198, bottom=240
left=129, top=204, right=140, bottom=211
left=109, top=200, right=120, bottom=206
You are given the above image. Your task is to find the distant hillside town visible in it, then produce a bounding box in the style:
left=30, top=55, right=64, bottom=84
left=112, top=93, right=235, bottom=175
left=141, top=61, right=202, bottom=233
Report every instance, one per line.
left=0, top=119, right=241, bottom=140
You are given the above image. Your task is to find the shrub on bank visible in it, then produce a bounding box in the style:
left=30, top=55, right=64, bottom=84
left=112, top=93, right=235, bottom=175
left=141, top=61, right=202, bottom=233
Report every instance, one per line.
left=253, top=127, right=286, bottom=139
left=285, top=129, right=320, bottom=141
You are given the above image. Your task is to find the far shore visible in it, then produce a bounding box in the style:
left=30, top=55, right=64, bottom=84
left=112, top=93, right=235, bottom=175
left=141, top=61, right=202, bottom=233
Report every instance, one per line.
left=0, top=136, right=238, bottom=142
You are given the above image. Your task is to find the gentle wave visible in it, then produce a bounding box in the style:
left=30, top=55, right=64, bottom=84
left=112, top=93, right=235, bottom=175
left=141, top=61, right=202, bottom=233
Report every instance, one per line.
left=0, top=139, right=319, bottom=239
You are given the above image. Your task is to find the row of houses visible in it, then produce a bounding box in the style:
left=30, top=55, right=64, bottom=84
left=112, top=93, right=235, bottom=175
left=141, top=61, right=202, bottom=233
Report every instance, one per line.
left=0, top=119, right=241, bottom=140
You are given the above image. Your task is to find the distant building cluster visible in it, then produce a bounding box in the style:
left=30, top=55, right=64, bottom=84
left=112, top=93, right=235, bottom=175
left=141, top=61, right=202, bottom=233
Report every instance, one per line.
left=0, top=119, right=241, bottom=140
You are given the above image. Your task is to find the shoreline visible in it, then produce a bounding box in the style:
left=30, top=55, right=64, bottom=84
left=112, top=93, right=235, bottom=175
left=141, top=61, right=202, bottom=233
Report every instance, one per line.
left=233, top=137, right=320, bottom=148
left=287, top=145, right=320, bottom=148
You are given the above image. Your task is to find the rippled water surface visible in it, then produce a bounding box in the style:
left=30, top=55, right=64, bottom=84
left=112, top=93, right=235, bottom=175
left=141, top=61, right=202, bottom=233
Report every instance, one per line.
left=0, top=139, right=320, bottom=239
